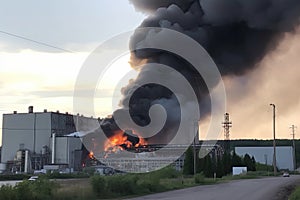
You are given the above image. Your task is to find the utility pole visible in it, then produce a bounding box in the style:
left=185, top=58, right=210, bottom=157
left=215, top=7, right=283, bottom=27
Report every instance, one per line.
left=270, top=104, right=277, bottom=176
left=290, top=125, right=297, bottom=170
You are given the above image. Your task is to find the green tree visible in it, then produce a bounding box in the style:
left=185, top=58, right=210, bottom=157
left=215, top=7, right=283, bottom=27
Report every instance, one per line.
left=203, top=155, right=213, bottom=177
left=196, top=156, right=205, bottom=173
left=222, top=151, right=232, bottom=175
left=251, top=156, right=256, bottom=171
left=216, top=156, right=224, bottom=178
left=183, top=146, right=194, bottom=175
left=242, top=154, right=257, bottom=171
left=232, top=152, right=243, bottom=167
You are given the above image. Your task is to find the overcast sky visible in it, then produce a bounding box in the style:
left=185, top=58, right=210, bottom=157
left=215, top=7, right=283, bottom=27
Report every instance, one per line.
left=0, top=0, right=144, bottom=52
left=0, top=0, right=145, bottom=144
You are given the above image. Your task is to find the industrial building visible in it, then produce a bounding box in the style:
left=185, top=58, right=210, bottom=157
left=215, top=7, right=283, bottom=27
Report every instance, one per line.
left=235, top=146, right=294, bottom=171
left=0, top=106, right=99, bottom=173
left=97, top=144, right=223, bottom=173
left=0, top=106, right=221, bottom=174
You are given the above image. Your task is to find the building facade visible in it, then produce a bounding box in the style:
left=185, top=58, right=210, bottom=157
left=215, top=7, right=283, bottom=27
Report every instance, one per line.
left=1, top=107, right=99, bottom=173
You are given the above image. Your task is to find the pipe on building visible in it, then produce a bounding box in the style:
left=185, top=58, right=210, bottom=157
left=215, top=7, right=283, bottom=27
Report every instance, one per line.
left=24, top=150, right=29, bottom=173
left=51, top=133, right=56, bottom=164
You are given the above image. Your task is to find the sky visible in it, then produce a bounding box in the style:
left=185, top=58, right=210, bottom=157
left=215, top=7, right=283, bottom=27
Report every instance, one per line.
left=1, top=0, right=300, bottom=145
left=200, top=29, right=300, bottom=141
left=0, top=0, right=144, bottom=145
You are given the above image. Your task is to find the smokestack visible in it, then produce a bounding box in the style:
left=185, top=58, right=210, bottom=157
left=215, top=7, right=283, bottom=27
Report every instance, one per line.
left=28, top=106, right=33, bottom=113
left=51, top=133, right=56, bottom=164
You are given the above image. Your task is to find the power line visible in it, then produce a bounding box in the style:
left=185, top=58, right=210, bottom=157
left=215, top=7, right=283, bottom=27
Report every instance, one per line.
left=0, top=30, right=74, bottom=53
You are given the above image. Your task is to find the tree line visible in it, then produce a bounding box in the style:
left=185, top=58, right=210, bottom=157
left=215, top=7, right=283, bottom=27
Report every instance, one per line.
left=183, top=146, right=256, bottom=177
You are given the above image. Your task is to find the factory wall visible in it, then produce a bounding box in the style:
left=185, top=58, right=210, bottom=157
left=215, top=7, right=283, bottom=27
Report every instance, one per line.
left=1, top=113, right=52, bottom=163
left=35, top=113, right=52, bottom=153
left=51, top=136, right=82, bottom=168
left=1, top=110, right=98, bottom=170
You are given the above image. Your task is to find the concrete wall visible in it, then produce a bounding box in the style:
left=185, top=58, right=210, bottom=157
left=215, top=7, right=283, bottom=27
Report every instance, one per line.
left=1, top=113, right=52, bottom=163
left=1, top=112, right=79, bottom=163
left=1, top=111, right=97, bottom=171
left=235, top=146, right=294, bottom=171
left=50, top=136, right=82, bottom=168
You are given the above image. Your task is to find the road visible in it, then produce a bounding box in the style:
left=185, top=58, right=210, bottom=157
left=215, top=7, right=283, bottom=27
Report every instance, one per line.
left=0, top=180, right=22, bottom=187
left=128, top=176, right=300, bottom=200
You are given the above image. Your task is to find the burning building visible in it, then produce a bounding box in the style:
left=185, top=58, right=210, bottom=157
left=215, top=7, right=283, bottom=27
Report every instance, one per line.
left=4, top=0, right=300, bottom=173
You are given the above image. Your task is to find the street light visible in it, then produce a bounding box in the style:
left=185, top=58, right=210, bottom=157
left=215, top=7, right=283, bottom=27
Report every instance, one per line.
left=270, top=104, right=277, bottom=176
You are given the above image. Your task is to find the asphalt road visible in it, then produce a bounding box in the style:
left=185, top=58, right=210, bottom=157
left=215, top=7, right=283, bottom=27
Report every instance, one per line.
left=128, top=175, right=300, bottom=200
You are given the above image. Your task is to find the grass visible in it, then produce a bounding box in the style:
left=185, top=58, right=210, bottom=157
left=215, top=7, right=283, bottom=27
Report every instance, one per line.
left=53, top=178, right=96, bottom=200
left=0, top=169, right=278, bottom=200
left=218, top=171, right=272, bottom=182
left=289, top=186, right=300, bottom=200
left=52, top=170, right=277, bottom=199
left=53, top=185, right=96, bottom=200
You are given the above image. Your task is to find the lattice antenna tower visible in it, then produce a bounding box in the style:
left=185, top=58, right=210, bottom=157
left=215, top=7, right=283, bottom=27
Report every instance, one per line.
left=222, top=113, right=232, bottom=140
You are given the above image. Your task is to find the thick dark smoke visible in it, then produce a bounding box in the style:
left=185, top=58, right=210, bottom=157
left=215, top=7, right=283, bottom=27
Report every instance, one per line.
left=130, top=0, right=300, bottom=74
left=101, top=0, right=300, bottom=145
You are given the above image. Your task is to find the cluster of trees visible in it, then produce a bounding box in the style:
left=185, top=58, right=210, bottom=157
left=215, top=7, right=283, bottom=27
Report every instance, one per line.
left=217, top=139, right=300, bottom=168
left=183, top=147, right=256, bottom=178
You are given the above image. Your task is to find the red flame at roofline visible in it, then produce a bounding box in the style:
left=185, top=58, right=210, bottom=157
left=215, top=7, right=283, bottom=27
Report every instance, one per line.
left=88, top=151, right=95, bottom=159
left=104, top=130, right=147, bottom=153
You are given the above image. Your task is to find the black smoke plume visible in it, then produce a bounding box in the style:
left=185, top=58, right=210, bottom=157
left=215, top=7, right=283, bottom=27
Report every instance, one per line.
left=101, top=0, right=300, bottom=145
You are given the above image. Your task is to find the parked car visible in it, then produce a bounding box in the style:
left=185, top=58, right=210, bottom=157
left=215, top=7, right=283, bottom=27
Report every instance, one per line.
left=283, top=172, right=290, bottom=177
left=28, top=176, right=39, bottom=181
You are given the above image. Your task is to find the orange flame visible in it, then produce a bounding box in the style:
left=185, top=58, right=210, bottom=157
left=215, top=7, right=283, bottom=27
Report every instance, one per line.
left=104, top=130, right=147, bottom=153
left=88, top=151, right=95, bottom=159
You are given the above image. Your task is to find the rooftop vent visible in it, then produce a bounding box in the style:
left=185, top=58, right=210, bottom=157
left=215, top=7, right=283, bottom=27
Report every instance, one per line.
left=28, top=106, right=33, bottom=113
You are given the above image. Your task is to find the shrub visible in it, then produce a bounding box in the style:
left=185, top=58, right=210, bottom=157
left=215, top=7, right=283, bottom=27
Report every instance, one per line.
left=0, top=174, right=31, bottom=181
left=153, top=166, right=180, bottom=179
left=45, top=172, right=89, bottom=179
left=15, top=181, right=34, bottom=200
left=90, top=175, right=107, bottom=198
left=0, top=185, right=16, bottom=200
left=15, top=178, right=56, bottom=200
left=106, top=175, right=139, bottom=195
left=194, top=173, right=205, bottom=184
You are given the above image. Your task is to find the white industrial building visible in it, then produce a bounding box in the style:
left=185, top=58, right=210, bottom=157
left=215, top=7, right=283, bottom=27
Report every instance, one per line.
left=235, top=146, right=294, bottom=171
left=0, top=106, right=99, bottom=173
